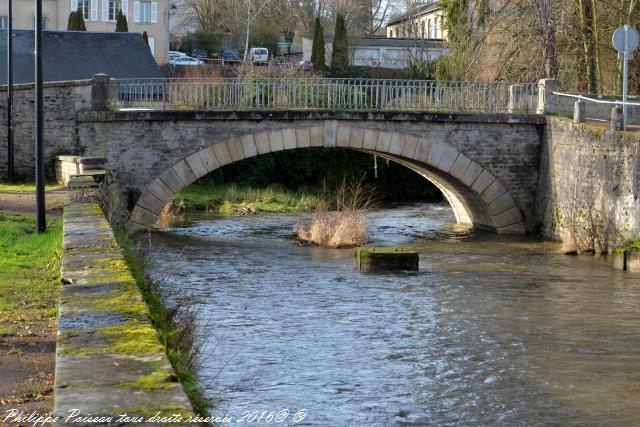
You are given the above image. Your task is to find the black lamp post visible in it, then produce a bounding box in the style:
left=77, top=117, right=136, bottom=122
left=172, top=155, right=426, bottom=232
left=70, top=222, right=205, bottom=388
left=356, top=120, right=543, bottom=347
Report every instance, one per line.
left=6, top=0, right=14, bottom=182
left=35, top=0, right=45, bottom=232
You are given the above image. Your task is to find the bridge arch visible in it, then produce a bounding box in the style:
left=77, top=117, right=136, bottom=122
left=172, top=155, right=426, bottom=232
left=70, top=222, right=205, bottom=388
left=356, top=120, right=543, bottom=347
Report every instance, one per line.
left=129, top=124, right=525, bottom=234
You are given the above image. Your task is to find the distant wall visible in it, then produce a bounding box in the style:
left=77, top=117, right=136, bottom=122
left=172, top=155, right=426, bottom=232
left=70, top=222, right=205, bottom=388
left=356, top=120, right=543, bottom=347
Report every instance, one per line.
left=0, top=80, right=92, bottom=179
left=555, top=94, right=640, bottom=125
left=537, top=117, right=640, bottom=251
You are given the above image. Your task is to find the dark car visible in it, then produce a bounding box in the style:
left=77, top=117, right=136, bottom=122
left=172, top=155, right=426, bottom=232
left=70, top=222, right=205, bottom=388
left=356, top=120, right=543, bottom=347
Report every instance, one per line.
left=191, top=49, right=208, bottom=59
left=221, top=47, right=241, bottom=62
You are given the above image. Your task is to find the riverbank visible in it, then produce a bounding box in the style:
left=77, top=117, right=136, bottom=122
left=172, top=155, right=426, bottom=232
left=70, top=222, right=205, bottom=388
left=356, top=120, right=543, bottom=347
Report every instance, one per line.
left=0, top=206, right=63, bottom=415
left=171, top=183, right=326, bottom=215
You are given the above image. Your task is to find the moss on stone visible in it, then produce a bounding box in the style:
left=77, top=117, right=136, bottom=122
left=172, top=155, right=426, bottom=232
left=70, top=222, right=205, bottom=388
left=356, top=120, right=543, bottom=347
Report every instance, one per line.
left=118, top=369, right=178, bottom=391
left=99, top=321, right=165, bottom=355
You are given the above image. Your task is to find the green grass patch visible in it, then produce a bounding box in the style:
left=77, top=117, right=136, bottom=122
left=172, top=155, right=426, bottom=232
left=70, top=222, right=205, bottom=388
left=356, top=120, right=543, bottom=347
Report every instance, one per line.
left=0, top=212, right=62, bottom=322
left=0, top=182, right=63, bottom=193
left=172, top=183, right=327, bottom=214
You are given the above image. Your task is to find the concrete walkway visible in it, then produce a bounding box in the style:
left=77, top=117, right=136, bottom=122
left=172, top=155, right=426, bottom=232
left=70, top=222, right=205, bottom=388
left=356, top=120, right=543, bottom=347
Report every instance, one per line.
left=55, top=203, right=192, bottom=423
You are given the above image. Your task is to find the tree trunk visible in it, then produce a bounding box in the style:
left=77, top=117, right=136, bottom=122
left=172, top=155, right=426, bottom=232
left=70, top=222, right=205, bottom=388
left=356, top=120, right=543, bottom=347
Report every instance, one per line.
left=577, top=0, right=597, bottom=93
left=535, top=0, right=559, bottom=78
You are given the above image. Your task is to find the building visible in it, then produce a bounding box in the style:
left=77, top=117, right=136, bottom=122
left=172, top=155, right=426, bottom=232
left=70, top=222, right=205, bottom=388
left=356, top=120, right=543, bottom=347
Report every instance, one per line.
left=0, top=30, right=163, bottom=83
left=386, top=0, right=447, bottom=41
left=302, top=37, right=448, bottom=69
left=0, top=0, right=169, bottom=63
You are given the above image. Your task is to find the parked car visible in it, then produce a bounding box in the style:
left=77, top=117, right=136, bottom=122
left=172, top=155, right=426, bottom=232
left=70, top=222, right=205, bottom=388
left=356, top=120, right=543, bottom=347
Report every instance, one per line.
left=298, top=60, right=313, bottom=71
left=220, top=47, right=241, bottom=62
left=249, top=47, right=269, bottom=64
left=191, top=49, right=208, bottom=59
left=169, top=56, right=204, bottom=66
left=169, top=50, right=187, bottom=58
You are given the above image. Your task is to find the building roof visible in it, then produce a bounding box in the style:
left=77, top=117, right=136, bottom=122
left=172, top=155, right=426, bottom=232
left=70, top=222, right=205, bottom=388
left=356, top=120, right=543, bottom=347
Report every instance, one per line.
left=387, top=1, right=442, bottom=26
left=0, top=30, right=162, bottom=84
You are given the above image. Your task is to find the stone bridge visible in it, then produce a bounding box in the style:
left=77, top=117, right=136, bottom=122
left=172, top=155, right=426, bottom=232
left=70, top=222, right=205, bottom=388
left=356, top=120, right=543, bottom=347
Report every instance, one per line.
left=76, top=110, right=545, bottom=234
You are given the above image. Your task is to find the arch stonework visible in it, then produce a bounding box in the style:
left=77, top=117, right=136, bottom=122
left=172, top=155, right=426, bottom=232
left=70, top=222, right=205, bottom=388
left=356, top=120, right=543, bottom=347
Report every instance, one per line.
left=129, top=123, right=525, bottom=234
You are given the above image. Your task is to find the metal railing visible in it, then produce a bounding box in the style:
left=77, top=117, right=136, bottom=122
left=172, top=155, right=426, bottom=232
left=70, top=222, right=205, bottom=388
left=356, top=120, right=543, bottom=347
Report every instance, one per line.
left=553, top=91, right=640, bottom=106
left=113, top=78, right=539, bottom=114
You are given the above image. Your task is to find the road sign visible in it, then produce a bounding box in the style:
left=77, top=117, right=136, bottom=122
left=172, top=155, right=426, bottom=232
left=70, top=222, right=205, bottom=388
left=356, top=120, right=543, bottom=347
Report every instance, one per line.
left=613, top=26, right=639, bottom=53
left=612, top=25, right=639, bottom=129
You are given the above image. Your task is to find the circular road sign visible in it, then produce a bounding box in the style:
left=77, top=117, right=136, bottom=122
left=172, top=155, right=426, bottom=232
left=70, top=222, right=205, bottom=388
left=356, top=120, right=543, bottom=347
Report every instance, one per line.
left=613, top=25, right=640, bottom=53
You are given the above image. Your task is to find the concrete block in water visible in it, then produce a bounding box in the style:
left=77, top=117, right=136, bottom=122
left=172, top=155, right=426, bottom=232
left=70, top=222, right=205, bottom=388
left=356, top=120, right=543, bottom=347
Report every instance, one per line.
left=612, top=250, right=626, bottom=271
left=625, top=250, right=640, bottom=272
left=355, top=247, right=419, bottom=272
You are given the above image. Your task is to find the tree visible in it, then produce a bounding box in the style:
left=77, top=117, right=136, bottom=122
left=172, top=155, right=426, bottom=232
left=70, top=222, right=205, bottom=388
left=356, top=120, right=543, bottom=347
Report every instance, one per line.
left=311, top=17, right=326, bottom=72
left=115, top=9, right=128, bottom=32
left=142, top=31, right=149, bottom=46
left=331, top=13, right=349, bottom=73
left=67, top=10, right=87, bottom=31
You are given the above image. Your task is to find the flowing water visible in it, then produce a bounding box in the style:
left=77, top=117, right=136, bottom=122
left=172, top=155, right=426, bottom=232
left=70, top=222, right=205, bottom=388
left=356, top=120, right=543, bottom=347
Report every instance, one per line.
left=142, top=203, right=640, bottom=426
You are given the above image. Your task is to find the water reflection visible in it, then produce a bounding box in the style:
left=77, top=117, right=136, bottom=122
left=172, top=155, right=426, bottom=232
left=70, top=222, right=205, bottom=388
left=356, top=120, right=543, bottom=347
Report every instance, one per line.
left=142, top=203, right=640, bottom=426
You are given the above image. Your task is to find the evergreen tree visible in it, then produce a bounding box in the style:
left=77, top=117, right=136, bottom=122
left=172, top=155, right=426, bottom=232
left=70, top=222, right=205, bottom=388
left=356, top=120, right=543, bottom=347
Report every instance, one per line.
left=331, top=13, right=349, bottom=74
left=142, top=31, right=149, bottom=46
left=310, top=17, right=326, bottom=73
left=115, top=9, right=128, bottom=32
left=67, top=10, right=87, bottom=31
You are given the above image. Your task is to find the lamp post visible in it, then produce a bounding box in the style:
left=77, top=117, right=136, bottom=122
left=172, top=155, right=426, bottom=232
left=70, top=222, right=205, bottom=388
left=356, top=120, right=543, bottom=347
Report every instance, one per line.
left=35, top=0, right=45, bottom=232
left=6, top=0, right=14, bottom=182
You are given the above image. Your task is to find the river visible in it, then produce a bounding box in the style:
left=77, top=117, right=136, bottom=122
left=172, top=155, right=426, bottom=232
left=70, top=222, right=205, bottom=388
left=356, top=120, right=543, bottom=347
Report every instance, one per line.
left=141, top=203, right=640, bottom=426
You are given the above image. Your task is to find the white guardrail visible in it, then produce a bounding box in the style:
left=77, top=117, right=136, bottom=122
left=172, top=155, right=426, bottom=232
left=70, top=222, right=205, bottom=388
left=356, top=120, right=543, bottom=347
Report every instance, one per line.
left=553, top=91, right=640, bottom=107
left=112, top=78, right=539, bottom=114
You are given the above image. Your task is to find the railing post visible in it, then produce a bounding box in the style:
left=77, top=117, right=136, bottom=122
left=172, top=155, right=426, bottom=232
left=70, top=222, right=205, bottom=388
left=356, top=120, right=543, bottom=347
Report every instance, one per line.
left=91, top=73, right=112, bottom=111
left=573, top=99, right=585, bottom=123
left=508, top=84, right=525, bottom=114
left=611, top=105, right=624, bottom=131
left=536, top=78, right=559, bottom=115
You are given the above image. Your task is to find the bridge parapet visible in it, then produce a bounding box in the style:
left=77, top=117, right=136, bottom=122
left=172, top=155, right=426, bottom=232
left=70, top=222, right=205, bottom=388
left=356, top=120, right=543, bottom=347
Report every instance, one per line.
left=106, top=76, right=541, bottom=115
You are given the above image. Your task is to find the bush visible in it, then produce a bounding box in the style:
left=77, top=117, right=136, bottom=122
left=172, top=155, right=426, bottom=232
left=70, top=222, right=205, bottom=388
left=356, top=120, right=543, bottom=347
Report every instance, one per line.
left=115, top=9, right=128, bottom=32
left=311, top=17, right=326, bottom=73
left=331, top=14, right=349, bottom=75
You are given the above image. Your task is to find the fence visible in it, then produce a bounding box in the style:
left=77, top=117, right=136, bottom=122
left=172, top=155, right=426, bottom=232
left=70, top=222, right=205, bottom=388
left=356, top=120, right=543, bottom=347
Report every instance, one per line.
left=112, top=78, right=539, bottom=114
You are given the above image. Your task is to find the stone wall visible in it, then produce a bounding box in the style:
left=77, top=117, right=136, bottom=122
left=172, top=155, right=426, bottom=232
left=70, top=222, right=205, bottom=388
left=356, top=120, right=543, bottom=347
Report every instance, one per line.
left=75, top=111, right=544, bottom=233
left=0, top=80, right=93, bottom=180
left=537, top=117, right=640, bottom=251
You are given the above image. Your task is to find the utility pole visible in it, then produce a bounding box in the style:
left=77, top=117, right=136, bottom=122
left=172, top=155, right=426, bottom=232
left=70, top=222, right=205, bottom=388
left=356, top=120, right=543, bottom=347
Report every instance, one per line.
left=6, top=0, right=14, bottom=182
left=35, top=0, right=45, bottom=232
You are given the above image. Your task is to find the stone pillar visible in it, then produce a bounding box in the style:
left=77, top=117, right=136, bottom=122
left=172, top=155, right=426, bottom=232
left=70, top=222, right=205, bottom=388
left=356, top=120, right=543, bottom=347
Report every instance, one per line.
left=611, top=105, right=623, bottom=131
left=573, top=99, right=585, bottom=123
left=91, top=73, right=111, bottom=111
left=536, top=79, right=560, bottom=115
left=509, top=84, right=526, bottom=114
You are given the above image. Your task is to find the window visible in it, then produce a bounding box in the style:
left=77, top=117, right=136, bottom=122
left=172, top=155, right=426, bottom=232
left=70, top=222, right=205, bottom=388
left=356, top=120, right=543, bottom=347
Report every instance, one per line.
left=78, top=0, right=90, bottom=20
left=140, top=1, right=151, bottom=23
left=389, top=29, right=394, bottom=38
left=109, top=0, right=122, bottom=20
left=0, top=16, right=7, bottom=30
left=32, top=16, right=48, bottom=29
left=434, top=17, right=440, bottom=39
left=427, top=19, right=431, bottom=38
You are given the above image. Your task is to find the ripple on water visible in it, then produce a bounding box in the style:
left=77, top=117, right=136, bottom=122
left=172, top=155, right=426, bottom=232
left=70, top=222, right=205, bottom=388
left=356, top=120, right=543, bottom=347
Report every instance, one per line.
left=144, top=202, right=640, bottom=426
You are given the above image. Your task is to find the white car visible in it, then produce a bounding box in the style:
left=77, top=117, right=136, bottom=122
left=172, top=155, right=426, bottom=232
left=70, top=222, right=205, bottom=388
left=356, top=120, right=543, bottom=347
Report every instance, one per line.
left=249, top=47, right=269, bottom=63
left=169, top=50, right=188, bottom=58
left=169, top=56, right=204, bottom=66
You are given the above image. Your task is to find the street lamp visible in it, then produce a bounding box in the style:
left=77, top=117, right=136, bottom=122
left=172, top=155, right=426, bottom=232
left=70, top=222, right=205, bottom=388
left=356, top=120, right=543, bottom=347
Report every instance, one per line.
left=6, top=0, right=14, bottom=182
left=35, top=0, right=45, bottom=232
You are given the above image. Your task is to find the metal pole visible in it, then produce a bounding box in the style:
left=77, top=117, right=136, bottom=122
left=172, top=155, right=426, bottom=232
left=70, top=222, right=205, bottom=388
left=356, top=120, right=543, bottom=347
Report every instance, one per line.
left=6, top=0, right=14, bottom=182
left=623, top=25, right=630, bottom=130
left=35, top=0, right=45, bottom=232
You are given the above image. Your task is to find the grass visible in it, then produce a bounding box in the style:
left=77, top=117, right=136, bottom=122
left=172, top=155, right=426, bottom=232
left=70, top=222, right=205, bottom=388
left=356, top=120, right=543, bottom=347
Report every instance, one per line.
left=0, top=182, right=63, bottom=193
left=0, top=212, right=62, bottom=323
left=172, top=183, right=326, bottom=215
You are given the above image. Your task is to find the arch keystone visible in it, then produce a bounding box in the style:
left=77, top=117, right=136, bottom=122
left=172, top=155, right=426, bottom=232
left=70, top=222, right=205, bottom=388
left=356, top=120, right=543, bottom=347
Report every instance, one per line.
left=336, top=123, right=350, bottom=147
left=309, top=126, right=323, bottom=147
left=295, top=127, right=311, bottom=148
left=324, top=121, right=338, bottom=147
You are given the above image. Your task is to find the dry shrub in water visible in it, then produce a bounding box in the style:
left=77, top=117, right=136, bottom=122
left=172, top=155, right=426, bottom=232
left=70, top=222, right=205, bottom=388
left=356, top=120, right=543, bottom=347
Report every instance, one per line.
left=297, top=179, right=374, bottom=248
